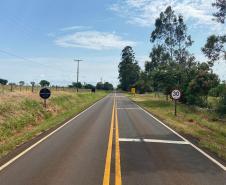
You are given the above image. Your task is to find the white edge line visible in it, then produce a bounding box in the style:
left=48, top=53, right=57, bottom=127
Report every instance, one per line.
left=0, top=96, right=108, bottom=172
left=135, top=104, right=226, bottom=171
left=119, top=138, right=189, bottom=144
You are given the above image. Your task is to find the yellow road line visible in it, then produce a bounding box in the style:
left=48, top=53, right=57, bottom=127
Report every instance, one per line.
left=103, top=97, right=115, bottom=185
left=115, top=99, right=122, bottom=185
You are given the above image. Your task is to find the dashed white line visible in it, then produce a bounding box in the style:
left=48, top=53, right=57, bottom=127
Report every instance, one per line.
left=136, top=104, right=226, bottom=171
left=119, top=138, right=190, bottom=144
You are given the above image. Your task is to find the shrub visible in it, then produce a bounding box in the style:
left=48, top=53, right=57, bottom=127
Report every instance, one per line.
left=217, top=90, right=226, bottom=116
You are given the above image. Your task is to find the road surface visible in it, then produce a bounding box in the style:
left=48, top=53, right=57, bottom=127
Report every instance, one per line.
left=0, top=93, right=225, bottom=185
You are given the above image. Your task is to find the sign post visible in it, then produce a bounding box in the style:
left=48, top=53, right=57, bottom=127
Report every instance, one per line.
left=91, top=87, right=96, bottom=93
left=39, top=88, right=51, bottom=108
left=171, top=89, right=181, bottom=116
left=131, top=88, right=136, bottom=96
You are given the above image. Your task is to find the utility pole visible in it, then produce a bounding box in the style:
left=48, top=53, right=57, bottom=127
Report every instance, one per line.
left=74, top=59, right=83, bottom=92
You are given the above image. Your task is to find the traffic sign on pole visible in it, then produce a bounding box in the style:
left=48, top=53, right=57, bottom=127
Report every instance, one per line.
left=39, top=88, right=51, bottom=108
left=171, top=89, right=181, bottom=100
left=171, top=89, right=181, bottom=116
left=131, top=88, right=136, bottom=95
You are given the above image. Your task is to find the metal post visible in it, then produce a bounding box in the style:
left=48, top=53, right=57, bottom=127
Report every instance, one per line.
left=44, top=99, right=47, bottom=108
left=74, top=59, right=83, bottom=93
left=77, top=60, right=79, bottom=92
left=174, top=100, right=177, bottom=116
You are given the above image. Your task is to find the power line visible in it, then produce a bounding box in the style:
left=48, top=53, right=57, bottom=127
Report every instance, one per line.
left=0, top=49, right=74, bottom=77
left=0, top=49, right=34, bottom=63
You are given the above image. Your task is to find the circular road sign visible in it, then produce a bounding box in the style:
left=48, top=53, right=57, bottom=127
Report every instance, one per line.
left=171, top=89, right=181, bottom=100
left=91, top=87, right=96, bottom=93
left=39, top=88, right=51, bottom=99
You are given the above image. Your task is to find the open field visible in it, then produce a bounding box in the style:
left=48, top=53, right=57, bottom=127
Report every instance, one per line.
left=129, top=93, right=226, bottom=161
left=0, top=85, right=91, bottom=93
left=0, top=90, right=107, bottom=158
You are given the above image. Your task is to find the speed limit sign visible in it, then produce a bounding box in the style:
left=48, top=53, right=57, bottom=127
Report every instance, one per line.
left=171, top=89, right=181, bottom=116
left=171, top=89, right=181, bottom=100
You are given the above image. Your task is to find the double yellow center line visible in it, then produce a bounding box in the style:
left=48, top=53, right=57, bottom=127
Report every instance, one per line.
left=103, top=96, right=122, bottom=185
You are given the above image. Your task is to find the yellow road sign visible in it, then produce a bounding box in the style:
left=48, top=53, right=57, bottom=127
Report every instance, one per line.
left=131, top=88, right=136, bottom=94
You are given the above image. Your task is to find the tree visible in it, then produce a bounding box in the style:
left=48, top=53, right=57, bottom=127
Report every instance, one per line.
left=19, top=81, right=25, bottom=91
left=0, top=78, right=8, bottom=85
left=151, top=6, right=176, bottom=60
left=150, top=6, right=195, bottom=100
left=202, top=35, right=226, bottom=65
left=118, top=46, right=140, bottom=91
left=39, top=80, right=50, bottom=87
left=103, top=82, right=114, bottom=90
left=202, top=1, right=226, bottom=65
left=96, top=82, right=104, bottom=90
left=19, top=81, right=25, bottom=86
left=186, top=63, right=219, bottom=106
left=134, top=72, right=152, bottom=94
left=69, top=82, right=82, bottom=88
left=213, top=0, right=226, bottom=23
left=151, top=6, right=193, bottom=62
left=31, top=82, right=35, bottom=93
left=209, top=83, right=226, bottom=97
left=84, top=84, right=95, bottom=89
left=148, top=45, right=170, bottom=69
left=96, top=82, right=113, bottom=90
left=8, top=82, right=16, bottom=92
left=217, top=88, right=226, bottom=116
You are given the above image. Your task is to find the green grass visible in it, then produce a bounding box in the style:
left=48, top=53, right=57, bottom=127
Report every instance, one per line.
left=0, top=91, right=107, bottom=158
left=129, top=93, right=226, bottom=161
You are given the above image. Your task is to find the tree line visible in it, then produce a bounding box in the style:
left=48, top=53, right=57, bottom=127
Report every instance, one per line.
left=0, top=78, right=113, bottom=91
left=68, top=81, right=113, bottom=90
left=118, top=1, right=226, bottom=116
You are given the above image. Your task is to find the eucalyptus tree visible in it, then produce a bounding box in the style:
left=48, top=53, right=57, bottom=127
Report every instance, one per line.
left=150, top=6, right=195, bottom=100
left=118, top=46, right=140, bottom=91
left=202, top=0, right=226, bottom=65
left=213, top=0, right=226, bottom=23
left=151, top=6, right=193, bottom=63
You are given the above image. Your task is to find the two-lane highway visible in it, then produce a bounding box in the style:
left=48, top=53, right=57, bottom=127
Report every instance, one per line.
left=0, top=93, right=225, bottom=185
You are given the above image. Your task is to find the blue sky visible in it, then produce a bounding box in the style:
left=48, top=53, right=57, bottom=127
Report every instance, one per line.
left=0, top=0, right=225, bottom=86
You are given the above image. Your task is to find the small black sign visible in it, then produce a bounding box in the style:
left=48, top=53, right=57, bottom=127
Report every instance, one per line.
left=39, top=88, right=51, bottom=99
left=91, top=87, right=96, bottom=93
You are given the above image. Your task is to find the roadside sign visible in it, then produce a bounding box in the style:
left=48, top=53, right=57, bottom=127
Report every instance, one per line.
left=171, top=89, right=181, bottom=100
left=131, top=88, right=136, bottom=95
left=39, top=88, right=51, bottom=99
left=171, top=89, right=181, bottom=116
left=91, top=87, right=96, bottom=93
left=39, top=88, right=51, bottom=108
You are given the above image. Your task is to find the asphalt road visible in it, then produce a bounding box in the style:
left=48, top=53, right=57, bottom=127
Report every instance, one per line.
left=0, top=93, right=225, bottom=185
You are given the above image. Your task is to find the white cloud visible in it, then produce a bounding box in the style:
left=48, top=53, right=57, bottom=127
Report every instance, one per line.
left=110, top=0, right=226, bottom=32
left=60, top=26, right=91, bottom=32
left=47, top=32, right=56, bottom=37
left=55, top=31, right=136, bottom=50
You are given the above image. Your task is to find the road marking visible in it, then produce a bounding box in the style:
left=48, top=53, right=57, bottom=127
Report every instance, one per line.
left=115, top=99, right=122, bottom=185
left=136, top=103, right=226, bottom=171
left=0, top=96, right=108, bottom=172
left=117, top=107, right=140, bottom=110
left=102, top=98, right=115, bottom=185
left=119, top=138, right=190, bottom=145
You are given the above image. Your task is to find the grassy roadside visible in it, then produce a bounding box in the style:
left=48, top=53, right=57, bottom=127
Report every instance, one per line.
left=129, top=93, right=226, bottom=162
left=0, top=91, right=107, bottom=158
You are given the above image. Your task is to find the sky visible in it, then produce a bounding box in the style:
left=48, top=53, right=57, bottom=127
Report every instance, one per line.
left=0, top=0, right=225, bottom=87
